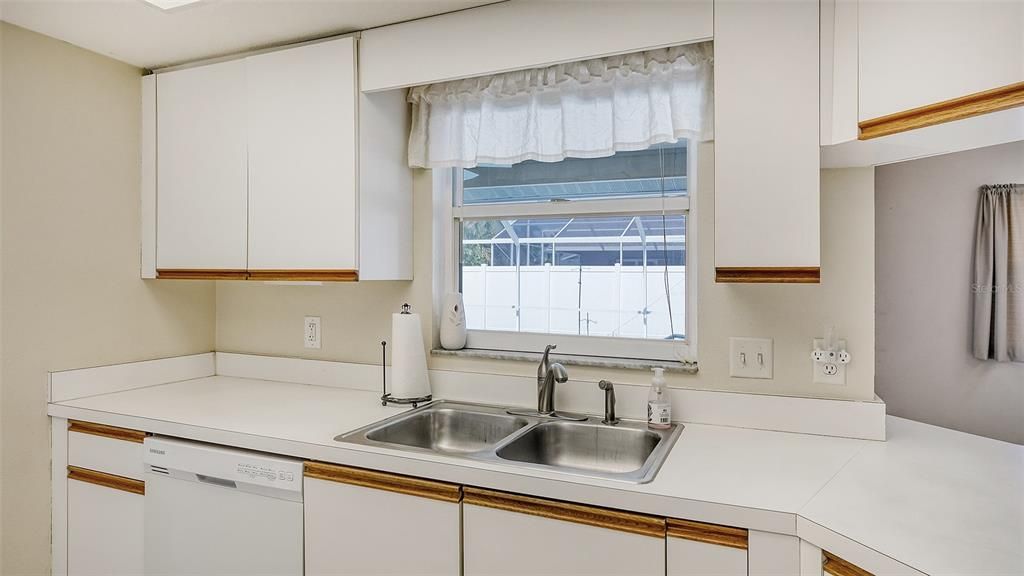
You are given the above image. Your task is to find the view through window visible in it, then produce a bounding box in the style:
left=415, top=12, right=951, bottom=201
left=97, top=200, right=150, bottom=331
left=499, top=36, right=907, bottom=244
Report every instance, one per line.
left=456, top=141, right=689, bottom=343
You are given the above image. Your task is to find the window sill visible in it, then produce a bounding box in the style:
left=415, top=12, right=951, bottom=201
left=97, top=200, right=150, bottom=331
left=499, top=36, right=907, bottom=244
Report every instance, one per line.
left=430, top=348, right=698, bottom=374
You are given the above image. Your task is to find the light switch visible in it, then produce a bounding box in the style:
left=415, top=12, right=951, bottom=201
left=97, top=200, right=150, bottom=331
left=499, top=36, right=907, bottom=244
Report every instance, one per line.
left=729, top=337, right=773, bottom=379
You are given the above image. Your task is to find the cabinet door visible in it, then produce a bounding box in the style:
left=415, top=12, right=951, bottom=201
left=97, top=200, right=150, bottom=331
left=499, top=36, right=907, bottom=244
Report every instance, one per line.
left=713, top=0, right=820, bottom=282
left=819, top=0, right=859, bottom=146
left=667, top=519, right=748, bottom=576
left=68, top=420, right=146, bottom=480
left=303, top=463, right=461, bottom=576
left=859, top=2, right=1023, bottom=122
left=156, top=59, right=248, bottom=273
left=245, top=37, right=358, bottom=273
left=801, top=542, right=824, bottom=576
left=463, top=487, right=665, bottom=576
left=67, top=469, right=144, bottom=576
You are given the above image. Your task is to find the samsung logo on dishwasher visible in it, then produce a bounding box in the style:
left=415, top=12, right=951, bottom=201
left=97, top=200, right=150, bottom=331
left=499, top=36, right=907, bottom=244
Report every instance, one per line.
left=149, top=448, right=166, bottom=455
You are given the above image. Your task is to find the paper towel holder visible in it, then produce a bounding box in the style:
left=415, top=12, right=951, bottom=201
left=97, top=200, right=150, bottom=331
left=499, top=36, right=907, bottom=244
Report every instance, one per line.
left=380, top=337, right=432, bottom=408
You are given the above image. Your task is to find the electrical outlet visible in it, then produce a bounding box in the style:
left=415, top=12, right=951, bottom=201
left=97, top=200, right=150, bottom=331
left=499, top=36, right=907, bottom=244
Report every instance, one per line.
left=812, top=338, right=847, bottom=385
left=729, top=337, right=773, bottom=379
left=304, top=316, right=321, bottom=349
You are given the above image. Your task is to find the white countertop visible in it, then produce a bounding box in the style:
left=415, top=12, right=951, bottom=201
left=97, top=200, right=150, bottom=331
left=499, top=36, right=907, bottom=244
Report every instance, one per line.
left=49, top=375, right=1023, bottom=575
left=801, top=417, right=1023, bottom=576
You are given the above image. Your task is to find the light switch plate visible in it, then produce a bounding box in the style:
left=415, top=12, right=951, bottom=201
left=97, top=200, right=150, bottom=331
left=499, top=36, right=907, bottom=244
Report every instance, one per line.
left=304, top=316, right=321, bottom=349
left=729, top=337, right=773, bottom=379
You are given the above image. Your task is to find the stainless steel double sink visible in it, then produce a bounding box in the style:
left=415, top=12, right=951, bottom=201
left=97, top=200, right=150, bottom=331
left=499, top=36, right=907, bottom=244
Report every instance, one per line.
left=337, top=401, right=683, bottom=484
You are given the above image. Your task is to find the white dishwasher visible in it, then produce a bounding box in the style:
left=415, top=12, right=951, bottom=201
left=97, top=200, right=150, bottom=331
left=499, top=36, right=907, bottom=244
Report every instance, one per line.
left=143, top=436, right=304, bottom=576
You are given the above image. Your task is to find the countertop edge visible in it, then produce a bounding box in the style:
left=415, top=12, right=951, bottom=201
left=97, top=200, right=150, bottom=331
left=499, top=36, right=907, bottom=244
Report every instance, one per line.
left=47, top=402, right=800, bottom=536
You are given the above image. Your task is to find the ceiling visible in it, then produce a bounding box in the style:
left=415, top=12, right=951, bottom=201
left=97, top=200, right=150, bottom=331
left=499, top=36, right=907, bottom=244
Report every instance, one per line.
left=0, top=0, right=499, bottom=69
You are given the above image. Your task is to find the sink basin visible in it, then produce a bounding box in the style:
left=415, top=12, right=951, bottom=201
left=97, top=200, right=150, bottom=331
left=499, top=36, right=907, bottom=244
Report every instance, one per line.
left=338, top=401, right=682, bottom=483
left=345, top=404, right=529, bottom=455
left=496, top=421, right=662, bottom=475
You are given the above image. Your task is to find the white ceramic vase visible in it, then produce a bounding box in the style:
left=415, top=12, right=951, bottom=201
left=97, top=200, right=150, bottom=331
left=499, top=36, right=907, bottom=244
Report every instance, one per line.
left=439, top=292, right=467, bottom=350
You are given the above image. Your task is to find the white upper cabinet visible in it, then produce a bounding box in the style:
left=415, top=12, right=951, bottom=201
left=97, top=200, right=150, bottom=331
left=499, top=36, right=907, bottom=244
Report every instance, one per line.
left=360, top=0, right=712, bottom=90
left=156, top=59, right=248, bottom=272
left=245, top=38, right=358, bottom=272
left=858, top=0, right=1023, bottom=122
left=146, top=35, right=412, bottom=281
left=357, top=89, right=413, bottom=281
left=359, top=0, right=712, bottom=91
left=714, top=0, right=821, bottom=280
left=820, top=0, right=1024, bottom=167
left=820, top=0, right=860, bottom=146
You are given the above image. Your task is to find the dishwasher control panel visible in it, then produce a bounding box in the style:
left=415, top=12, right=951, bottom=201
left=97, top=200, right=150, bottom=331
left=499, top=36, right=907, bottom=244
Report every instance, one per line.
left=144, top=436, right=303, bottom=495
left=237, top=462, right=296, bottom=483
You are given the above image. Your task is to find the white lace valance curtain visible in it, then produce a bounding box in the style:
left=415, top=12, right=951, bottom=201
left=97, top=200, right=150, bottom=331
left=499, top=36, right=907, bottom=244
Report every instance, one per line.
left=407, top=42, right=714, bottom=169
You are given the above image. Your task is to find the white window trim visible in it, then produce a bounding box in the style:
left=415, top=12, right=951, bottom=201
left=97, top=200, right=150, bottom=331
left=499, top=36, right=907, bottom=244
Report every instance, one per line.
left=434, top=147, right=698, bottom=364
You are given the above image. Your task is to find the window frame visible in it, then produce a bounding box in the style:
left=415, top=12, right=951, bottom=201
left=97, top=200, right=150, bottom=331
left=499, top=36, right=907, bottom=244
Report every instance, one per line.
left=437, top=145, right=698, bottom=363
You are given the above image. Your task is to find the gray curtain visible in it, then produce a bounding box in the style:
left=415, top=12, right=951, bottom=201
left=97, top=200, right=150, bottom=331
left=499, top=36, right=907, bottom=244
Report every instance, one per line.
left=973, top=183, right=1024, bottom=362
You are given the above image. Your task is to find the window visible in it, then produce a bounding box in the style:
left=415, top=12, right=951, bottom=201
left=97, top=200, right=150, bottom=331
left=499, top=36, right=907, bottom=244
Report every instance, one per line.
left=445, top=141, right=696, bottom=362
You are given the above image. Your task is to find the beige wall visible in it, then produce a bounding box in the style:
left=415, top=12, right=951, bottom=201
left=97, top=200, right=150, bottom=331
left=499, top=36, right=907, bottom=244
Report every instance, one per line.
left=218, top=145, right=876, bottom=402
left=0, top=23, right=216, bottom=575
left=0, top=17, right=5, bottom=573
left=876, top=141, right=1024, bottom=445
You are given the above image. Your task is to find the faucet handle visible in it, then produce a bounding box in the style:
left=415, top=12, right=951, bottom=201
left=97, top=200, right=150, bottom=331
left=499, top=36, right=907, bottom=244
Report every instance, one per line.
left=539, top=345, right=557, bottom=380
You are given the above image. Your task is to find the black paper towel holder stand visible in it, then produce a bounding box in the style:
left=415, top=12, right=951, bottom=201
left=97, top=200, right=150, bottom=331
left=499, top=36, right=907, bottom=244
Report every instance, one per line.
left=380, top=338, right=432, bottom=408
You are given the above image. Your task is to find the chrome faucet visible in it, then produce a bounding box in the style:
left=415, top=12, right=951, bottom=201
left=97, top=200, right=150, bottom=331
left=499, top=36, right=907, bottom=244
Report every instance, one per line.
left=508, top=345, right=586, bottom=421
left=537, top=345, right=568, bottom=415
left=598, top=380, right=620, bottom=425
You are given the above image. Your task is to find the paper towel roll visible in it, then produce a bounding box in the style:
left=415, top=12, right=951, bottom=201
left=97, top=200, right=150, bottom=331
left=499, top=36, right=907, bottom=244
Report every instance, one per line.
left=391, top=310, right=431, bottom=400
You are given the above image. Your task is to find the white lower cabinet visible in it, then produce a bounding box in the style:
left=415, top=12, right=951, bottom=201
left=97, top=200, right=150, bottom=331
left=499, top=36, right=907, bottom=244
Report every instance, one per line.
left=667, top=519, right=748, bottom=576
left=303, top=462, right=461, bottom=576
left=800, top=541, right=824, bottom=576
left=52, top=423, right=799, bottom=576
left=65, top=421, right=147, bottom=576
left=749, top=531, right=801, bottom=576
left=462, top=487, right=665, bottom=576
left=68, top=475, right=144, bottom=576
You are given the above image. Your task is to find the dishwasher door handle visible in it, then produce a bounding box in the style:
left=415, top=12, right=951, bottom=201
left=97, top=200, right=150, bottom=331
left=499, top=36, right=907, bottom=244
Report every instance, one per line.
left=196, top=474, right=238, bottom=489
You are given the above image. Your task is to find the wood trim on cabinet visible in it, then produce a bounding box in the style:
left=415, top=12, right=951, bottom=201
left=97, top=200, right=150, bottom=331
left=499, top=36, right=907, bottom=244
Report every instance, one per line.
left=715, top=267, right=821, bottom=284
left=823, top=551, right=875, bottom=576
left=156, top=269, right=249, bottom=280
left=858, top=81, right=1024, bottom=140
left=666, top=518, right=748, bottom=550
left=247, top=270, right=358, bottom=282
left=67, top=466, right=145, bottom=495
left=68, top=420, right=146, bottom=444
left=463, top=487, right=666, bottom=538
left=303, top=462, right=461, bottom=503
